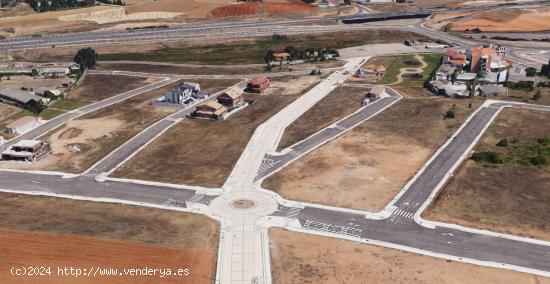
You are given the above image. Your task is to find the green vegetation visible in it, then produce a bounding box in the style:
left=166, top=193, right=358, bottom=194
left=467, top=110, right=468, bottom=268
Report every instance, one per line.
left=505, top=80, right=535, bottom=91
left=26, top=0, right=124, bottom=13
left=471, top=151, right=504, bottom=164
left=444, top=110, right=455, bottom=119
left=39, top=108, right=65, bottom=120
left=379, top=53, right=442, bottom=86
left=496, top=138, right=508, bottom=147
left=473, top=137, right=550, bottom=167
left=75, top=48, right=98, bottom=70
left=49, top=99, right=88, bottom=111
left=98, top=31, right=430, bottom=65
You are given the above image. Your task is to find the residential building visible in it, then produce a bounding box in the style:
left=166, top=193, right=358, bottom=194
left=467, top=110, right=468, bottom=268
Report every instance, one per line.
left=35, top=87, right=62, bottom=97
left=5, top=116, right=41, bottom=134
left=429, top=81, right=469, bottom=98
left=367, top=86, right=386, bottom=99
left=218, top=86, right=244, bottom=108
left=247, top=77, right=270, bottom=93
left=478, top=85, right=508, bottom=96
left=1, top=140, right=52, bottom=162
left=435, top=64, right=457, bottom=81
left=0, top=89, right=50, bottom=107
left=40, top=67, right=70, bottom=76
left=444, top=50, right=466, bottom=67
left=356, top=64, right=387, bottom=77
left=164, top=82, right=208, bottom=105
left=195, top=101, right=227, bottom=120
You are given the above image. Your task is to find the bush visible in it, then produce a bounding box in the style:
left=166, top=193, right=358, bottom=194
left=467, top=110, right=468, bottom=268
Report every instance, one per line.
left=525, top=67, right=537, bottom=77
left=496, top=139, right=508, bottom=147
left=444, top=110, right=455, bottom=119
left=471, top=151, right=503, bottom=164
left=533, top=91, right=541, bottom=101
left=529, top=156, right=548, bottom=166
left=505, top=81, right=535, bottom=91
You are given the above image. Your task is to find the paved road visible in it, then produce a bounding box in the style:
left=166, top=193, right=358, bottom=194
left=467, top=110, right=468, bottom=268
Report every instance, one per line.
left=255, top=87, right=401, bottom=180
left=1, top=75, right=179, bottom=152
left=85, top=80, right=246, bottom=178
left=1, top=97, right=550, bottom=280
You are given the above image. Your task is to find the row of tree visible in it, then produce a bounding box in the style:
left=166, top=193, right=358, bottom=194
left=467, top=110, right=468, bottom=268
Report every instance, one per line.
left=264, top=46, right=340, bottom=69
left=27, top=0, right=124, bottom=13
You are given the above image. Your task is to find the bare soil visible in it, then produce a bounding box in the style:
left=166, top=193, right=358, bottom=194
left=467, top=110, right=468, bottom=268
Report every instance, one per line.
left=0, top=193, right=219, bottom=283
left=0, top=76, right=67, bottom=91
left=425, top=108, right=550, bottom=241
left=1, top=79, right=236, bottom=173
left=345, top=57, right=393, bottom=84
left=97, top=60, right=343, bottom=76
left=67, top=74, right=154, bottom=103
left=269, top=228, right=550, bottom=284
left=263, top=88, right=482, bottom=212
left=277, top=86, right=367, bottom=150
left=451, top=8, right=550, bottom=32
left=113, top=76, right=316, bottom=187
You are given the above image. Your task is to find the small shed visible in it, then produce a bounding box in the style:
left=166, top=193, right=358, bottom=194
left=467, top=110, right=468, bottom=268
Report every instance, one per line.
left=247, top=77, right=270, bottom=93
left=217, top=86, right=244, bottom=108
left=367, top=86, right=386, bottom=99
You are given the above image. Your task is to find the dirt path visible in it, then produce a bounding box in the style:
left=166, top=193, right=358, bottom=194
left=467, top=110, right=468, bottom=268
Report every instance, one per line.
left=388, top=54, right=427, bottom=85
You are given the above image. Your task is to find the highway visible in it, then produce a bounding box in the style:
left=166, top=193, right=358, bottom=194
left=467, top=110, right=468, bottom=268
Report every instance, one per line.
left=0, top=2, right=550, bottom=282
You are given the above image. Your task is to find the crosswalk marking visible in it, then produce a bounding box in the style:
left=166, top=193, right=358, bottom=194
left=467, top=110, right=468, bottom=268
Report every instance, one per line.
left=394, top=209, right=414, bottom=219
left=286, top=208, right=301, bottom=219
left=257, top=158, right=280, bottom=174
left=188, top=194, right=205, bottom=203
left=303, top=220, right=362, bottom=238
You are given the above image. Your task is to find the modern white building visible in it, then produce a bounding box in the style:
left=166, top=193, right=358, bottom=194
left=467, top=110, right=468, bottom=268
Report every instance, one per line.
left=5, top=116, right=41, bottom=134
left=163, top=82, right=208, bottom=105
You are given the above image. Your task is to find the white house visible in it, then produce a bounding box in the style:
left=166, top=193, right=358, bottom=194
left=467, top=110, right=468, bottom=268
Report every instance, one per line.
left=164, top=82, right=208, bottom=105
left=5, top=116, right=41, bottom=134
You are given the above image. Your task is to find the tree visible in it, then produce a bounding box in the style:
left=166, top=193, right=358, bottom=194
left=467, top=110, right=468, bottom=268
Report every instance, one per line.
left=533, top=90, right=541, bottom=101
left=264, top=50, right=274, bottom=71
left=31, top=69, right=39, bottom=77
left=26, top=100, right=46, bottom=116
left=525, top=67, right=537, bottom=77
left=496, top=139, right=508, bottom=147
left=541, top=60, right=550, bottom=78
left=444, top=110, right=455, bottom=119
left=74, top=47, right=98, bottom=70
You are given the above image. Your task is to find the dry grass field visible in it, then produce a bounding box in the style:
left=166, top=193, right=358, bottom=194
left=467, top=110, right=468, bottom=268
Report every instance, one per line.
left=450, top=8, right=550, bottom=32
left=0, top=79, right=236, bottom=173
left=277, top=86, right=367, bottom=150
left=269, top=229, right=550, bottom=284
left=66, top=74, right=156, bottom=104
left=113, top=75, right=321, bottom=187
left=0, top=193, right=219, bottom=284
left=425, top=108, right=550, bottom=241
left=263, top=88, right=483, bottom=212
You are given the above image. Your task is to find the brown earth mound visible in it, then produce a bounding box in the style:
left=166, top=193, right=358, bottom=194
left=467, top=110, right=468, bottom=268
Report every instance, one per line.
left=211, top=1, right=316, bottom=17
left=57, top=127, right=83, bottom=140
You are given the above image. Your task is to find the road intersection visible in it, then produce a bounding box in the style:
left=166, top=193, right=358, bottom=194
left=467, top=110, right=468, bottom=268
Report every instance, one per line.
left=0, top=58, right=549, bottom=282
left=1, top=4, right=550, bottom=282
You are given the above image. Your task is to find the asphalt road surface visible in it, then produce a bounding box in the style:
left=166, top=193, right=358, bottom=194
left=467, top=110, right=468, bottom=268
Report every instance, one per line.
left=255, top=87, right=401, bottom=180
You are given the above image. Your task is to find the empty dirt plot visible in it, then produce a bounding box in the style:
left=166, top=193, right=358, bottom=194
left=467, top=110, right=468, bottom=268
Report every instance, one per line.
left=277, top=86, right=367, bottom=150
left=1, top=79, right=236, bottom=173
left=113, top=77, right=316, bottom=187
left=0, top=193, right=219, bottom=283
left=210, top=1, right=316, bottom=17
left=263, top=88, right=482, bottom=212
left=97, top=60, right=343, bottom=76
left=64, top=73, right=156, bottom=107
left=425, top=108, right=550, bottom=241
left=450, top=8, right=550, bottom=32
left=269, top=229, right=550, bottom=284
